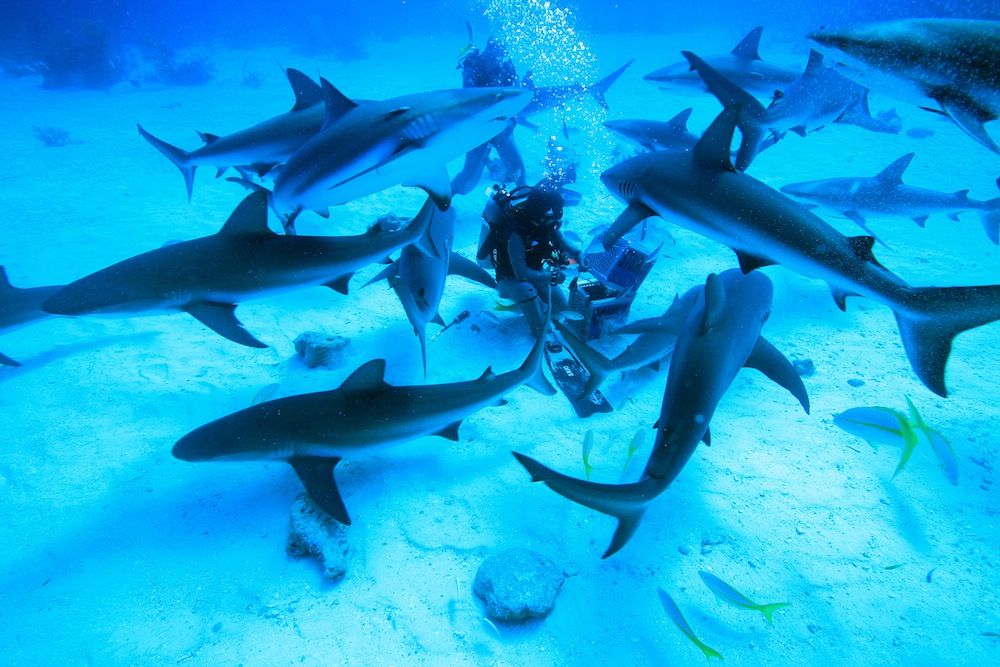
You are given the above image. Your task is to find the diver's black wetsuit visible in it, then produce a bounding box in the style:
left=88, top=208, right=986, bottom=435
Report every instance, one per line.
left=452, top=40, right=527, bottom=196
left=477, top=188, right=583, bottom=335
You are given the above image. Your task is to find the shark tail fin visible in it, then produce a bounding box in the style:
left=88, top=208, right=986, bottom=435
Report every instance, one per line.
left=0, top=350, right=22, bottom=367
left=407, top=197, right=446, bottom=258
left=512, top=452, right=662, bottom=558
left=552, top=319, right=614, bottom=398
left=137, top=124, right=196, bottom=201
left=521, top=317, right=557, bottom=395
left=895, top=285, right=1000, bottom=396
left=590, top=60, right=633, bottom=110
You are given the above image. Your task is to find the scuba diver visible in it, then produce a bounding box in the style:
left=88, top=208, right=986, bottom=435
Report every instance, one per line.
left=452, top=36, right=528, bottom=195
left=477, top=185, right=585, bottom=335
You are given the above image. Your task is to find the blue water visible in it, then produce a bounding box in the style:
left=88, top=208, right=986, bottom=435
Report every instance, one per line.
left=1, top=1, right=998, bottom=665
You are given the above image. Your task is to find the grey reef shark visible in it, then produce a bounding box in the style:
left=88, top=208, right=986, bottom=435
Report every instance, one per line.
left=683, top=49, right=899, bottom=171
left=516, top=60, right=633, bottom=126
left=267, top=81, right=532, bottom=231
left=364, top=197, right=496, bottom=376
left=809, top=19, right=1000, bottom=155
left=551, top=285, right=701, bottom=398
left=139, top=68, right=330, bottom=200
left=599, top=104, right=1000, bottom=398
left=644, top=26, right=799, bottom=99
left=780, top=153, right=1000, bottom=245
left=0, top=267, right=63, bottom=366
left=173, top=317, right=556, bottom=524
left=515, top=269, right=809, bottom=558
left=42, top=191, right=433, bottom=348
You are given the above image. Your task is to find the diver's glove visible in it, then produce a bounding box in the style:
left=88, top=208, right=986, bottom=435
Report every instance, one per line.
left=550, top=269, right=566, bottom=286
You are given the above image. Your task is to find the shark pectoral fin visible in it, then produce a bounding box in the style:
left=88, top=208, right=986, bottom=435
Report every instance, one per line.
left=289, top=456, right=351, bottom=525
left=843, top=211, right=890, bottom=249
left=603, top=202, right=657, bottom=250
left=789, top=125, right=808, bottom=137
left=325, top=274, right=352, bottom=295
left=448, top=252, right=497, bottom=288
left=745, top=336, right=810, bottom=414
left=362, top=262, right=398, bottom=288
left=735, top=250, right=775, bottom=273
left=932, top=87, right=1000, bottom=154
left=407, top=168, right=453, bottom=212
left=436, top=421, right=463, bottom=441
left=979, top=209, right=1000, bottom=245
left=830, top=285, right=858, bottom=312
left=184, top=302, right=267, bottom=348
left=0, top=350, right=22, bottom=367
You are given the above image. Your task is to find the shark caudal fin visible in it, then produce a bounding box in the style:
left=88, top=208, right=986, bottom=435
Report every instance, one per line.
left=137, top=125, right=196, bottom=200
left=681, top=51, right=766, bottom=171
left=0, top=350, right=21, bottom=367
left=590, top=60, right=633, bottom=109
left=512, top=452, right=664, bottom=558
left=552, top=318, right=614, bottom=398
left=895, top=285, right=1000, bottom=396
left=521, top=314, right=557, bottom=395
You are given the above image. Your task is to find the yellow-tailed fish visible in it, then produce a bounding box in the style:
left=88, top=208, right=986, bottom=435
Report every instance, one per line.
left=698, top=570, right=790, bottom=624
left=657, top=588, right=723, bottom=662
left=622, top=429, right=646, bottom=472
left=582, top=430, right=595, bottom=480
left=833, top=406, right=918, bottom=478
left=905, top=396, right=958, bottom=485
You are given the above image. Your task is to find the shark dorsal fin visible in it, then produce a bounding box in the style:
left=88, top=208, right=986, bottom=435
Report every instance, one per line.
left=196, top=131, right=219, bottom=145
left=804, top=49, right=825, bottom=75
left=478, top=366, right=496, bottom=382
left=339, top=359, right=388, bottom=392
left=953, top=189, right=970, bottom=201
left=693, top=104, right=739, bottom=172
left=286, top=68, right=325, bottom=111
left=667, top=107, right=693, bottom=131
left=219, top=191, right=275, bottom=237
left=319, top=78, right=359, bottom=128
left=876, top=153, right=914, bottom=185
left=0, top=266, right=10, bottom=290
left=731, top=26, right=764, bottom=60
left=701, top=273, right=726, bottom=333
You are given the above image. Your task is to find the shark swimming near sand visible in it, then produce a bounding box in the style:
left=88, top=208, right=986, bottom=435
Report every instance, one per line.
left=364, top=198, right=496, bottom=375
left=0, top=267, right=64, bottom=366
left=683, top=49, right=898, bottom=170
left=516, top=60, right=633, bottom=126
left=515, top=269, right=808, bottom=557
left=138, top=68, right=330, bottom=199
left=809, top=19, right=1000, bottom=154
left=268, top=81, right=532, bottom=230
left=599, top=104, right=1000, bottom=397
left=644, top=26, right=799, bottom=99
left=780, top=153, right=1000, bottom=244
left=42, top=191, right=432, bottom=348
left=173, top=320, right=555, bottom=524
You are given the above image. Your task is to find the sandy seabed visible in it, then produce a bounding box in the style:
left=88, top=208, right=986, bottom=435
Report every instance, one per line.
left=1, top=28, right=998, bottom=666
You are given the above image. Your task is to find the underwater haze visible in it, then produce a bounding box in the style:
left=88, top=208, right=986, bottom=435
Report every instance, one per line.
left=1, top=1, right=998, bottom=665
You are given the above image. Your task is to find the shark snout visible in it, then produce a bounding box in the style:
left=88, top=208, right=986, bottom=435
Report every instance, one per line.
left=172, top=432, right=211, bottom=461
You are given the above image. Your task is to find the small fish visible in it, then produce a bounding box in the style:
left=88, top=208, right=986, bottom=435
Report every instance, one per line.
left=983, top=631, right=1000, bottom=638
left=883, top=563, right=905, bottom=570
left=905, top=396, right=958, bottom=485
left=623, top=429, right=646, bottom=472
left=582, top=430, right=595, bottom=480
left=833, top=406, right=918, bottom=478
left=926, top=567, right=937, bottom=583
left=657, top=588, right=723, bottom=662
left=698, top=570, right=790, bottom=624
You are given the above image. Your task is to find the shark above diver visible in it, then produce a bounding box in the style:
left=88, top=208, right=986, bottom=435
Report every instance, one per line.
left=364, top=197, right=496, bottom=376
left=0, top=266, right=64, bottom=366
left=173, top=320, right=555, bottom=524
left=516, top=60, right=633, bottom=126
left=605, top=108, right=699, bottom=153
left=683, top=49, right=899, bottom=170
left=515, top=269, right=809, bottom=558
left=139, top=68, right=330, bottom=200
left=780, top=153, right=1000, bottom=245
left=268, top=81, right=532, bottom=230
left=42, top=191, right=432, bottom=348
left=644, top=26, right=799, bottom=99
left=599, top=104, right=1000, bottom=397
left=809, top=19, right=1000, bottom=155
